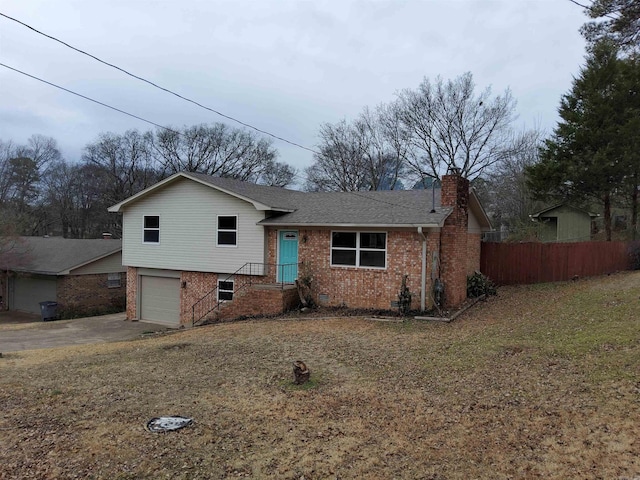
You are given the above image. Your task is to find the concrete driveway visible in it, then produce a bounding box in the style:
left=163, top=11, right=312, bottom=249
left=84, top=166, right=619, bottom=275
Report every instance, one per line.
left=0, top=312, right=170, bottom=353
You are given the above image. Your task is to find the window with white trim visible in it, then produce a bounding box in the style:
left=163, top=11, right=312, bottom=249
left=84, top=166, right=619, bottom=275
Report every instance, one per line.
left=107, top=272, right=122, bottom=288
left=217, top=215, right=237, bottom=246
left=143, top=215, right=160, bottom=243
left=218, top=279, right=234, bottom=301
left=331, top=231, right=386, bottom=268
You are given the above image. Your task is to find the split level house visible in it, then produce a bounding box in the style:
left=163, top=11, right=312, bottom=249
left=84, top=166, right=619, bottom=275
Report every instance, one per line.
left=108, top=171, right=492, bottom=327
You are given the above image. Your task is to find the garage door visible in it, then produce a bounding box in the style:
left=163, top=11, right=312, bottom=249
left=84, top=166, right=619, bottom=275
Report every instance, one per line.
left=11, top=276, right=57, bottom=314
left=140, top=276, right=180, bottom=326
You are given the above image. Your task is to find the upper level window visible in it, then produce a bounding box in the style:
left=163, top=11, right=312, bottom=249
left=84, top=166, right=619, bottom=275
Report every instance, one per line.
left=143, top=216, right=160, bottom=243
left=331, top=231, right=386, bottom=269
left=217, top=215, right=237, bottom=246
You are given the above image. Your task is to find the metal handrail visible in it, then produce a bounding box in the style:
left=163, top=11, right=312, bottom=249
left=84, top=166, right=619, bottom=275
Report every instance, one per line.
left=191, top=262, right=300, bottom=326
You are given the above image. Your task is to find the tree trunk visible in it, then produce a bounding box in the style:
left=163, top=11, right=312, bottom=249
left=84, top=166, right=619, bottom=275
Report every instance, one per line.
left=604, top=192, right=612, bottom=241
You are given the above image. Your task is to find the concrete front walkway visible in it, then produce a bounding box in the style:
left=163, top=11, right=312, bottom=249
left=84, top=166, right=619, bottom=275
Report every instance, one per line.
left=0, top=312, right=170, bottom=353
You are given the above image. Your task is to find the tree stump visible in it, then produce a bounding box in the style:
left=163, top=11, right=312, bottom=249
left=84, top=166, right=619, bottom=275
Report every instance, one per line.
left=293, top=360, right=310, bottom=385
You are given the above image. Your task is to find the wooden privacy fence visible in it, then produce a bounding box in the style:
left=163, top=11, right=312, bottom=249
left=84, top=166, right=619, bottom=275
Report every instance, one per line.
left=480, top=241, right=633, bottom=285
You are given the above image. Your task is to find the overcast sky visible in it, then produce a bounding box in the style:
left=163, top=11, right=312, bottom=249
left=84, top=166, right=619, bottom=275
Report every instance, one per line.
left=1, top=0, right=588, bottom=177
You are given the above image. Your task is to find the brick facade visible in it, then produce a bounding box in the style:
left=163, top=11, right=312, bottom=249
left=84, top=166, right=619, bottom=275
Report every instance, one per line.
left=268, top=227, right=429, bottom=311
left=56, top=272, right=126, bottom=317
left=126, top=266, right=137, bottom=320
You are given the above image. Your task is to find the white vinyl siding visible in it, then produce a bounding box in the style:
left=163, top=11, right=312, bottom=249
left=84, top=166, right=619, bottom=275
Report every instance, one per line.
left=468, top=210, right=482, bottom=234
left=122, top=178, right=266, bottom=274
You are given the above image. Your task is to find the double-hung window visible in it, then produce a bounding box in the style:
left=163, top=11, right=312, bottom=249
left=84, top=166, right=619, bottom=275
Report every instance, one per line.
left=143, top=216, right=160, bottom=243
left=331, top=231, right=386, bottom=268
left=218, top=279, right=234, bottom=301
left=217, top=215, right=237, bottom=246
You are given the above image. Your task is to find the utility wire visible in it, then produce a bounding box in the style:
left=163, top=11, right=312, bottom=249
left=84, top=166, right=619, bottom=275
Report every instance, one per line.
left=0, top=62, right=185, bottom=136
left=1, top=62, right=415, bottom=209
left=0, top=11, right=319, bottom=155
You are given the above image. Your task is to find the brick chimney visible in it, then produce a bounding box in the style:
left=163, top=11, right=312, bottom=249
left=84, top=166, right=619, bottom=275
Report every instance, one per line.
left=440, top=171, right=470, bottom=308
left=102, top=232, right=113, bottom=240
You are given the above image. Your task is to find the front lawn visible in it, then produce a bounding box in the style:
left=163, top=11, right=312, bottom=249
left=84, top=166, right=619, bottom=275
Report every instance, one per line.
left=1, top=272, right=638, bottom=479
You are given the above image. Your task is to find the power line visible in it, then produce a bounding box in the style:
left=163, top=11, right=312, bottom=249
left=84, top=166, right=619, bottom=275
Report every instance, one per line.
left=0, top=62, right=185, bottom=137
left=0, top=62, right=414, bottom=209
left=0, top=11, right=319, bottom=155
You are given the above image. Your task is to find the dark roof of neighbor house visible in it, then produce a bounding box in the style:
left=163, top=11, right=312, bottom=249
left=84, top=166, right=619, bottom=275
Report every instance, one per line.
left=7, top=237, right=122, bottom=275
left=530, top=203, right=598, bottom=219
left=108, top=171, right=491, bottom=229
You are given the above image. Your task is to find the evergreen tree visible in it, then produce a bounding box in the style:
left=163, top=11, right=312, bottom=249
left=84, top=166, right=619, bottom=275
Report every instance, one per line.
left=527, top=42, right=639, bottom=240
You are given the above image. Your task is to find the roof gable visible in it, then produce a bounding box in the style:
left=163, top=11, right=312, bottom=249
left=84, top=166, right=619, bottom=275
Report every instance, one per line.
left=108, top=172, right=301, bottom=213
left=530, top=203, right=598, bottom=219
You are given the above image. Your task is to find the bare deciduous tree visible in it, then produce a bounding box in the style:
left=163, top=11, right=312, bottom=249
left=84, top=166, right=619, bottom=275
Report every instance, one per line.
left=82, top=129, right=158, bottom=205
left=396, top=72, right=517, bottom=180
left=305, top=119, right=369, bottom=192
left=154, top=123, right=278, bottom=181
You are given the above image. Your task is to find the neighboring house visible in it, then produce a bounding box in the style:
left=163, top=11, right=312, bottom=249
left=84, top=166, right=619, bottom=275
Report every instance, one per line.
left=530, top=204, right=598, bottom=243
left=1, top=237, right=126, bottom=317
left=108, top=171, right=491, bottom=327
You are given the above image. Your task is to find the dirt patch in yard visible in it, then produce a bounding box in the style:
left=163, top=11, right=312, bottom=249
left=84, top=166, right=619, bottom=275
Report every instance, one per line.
left=0, top=272, right=639, bottom=479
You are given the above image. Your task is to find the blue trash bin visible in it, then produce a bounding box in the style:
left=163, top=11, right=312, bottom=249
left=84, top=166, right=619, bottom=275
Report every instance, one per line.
left=39, top=301, right=58, bottom=321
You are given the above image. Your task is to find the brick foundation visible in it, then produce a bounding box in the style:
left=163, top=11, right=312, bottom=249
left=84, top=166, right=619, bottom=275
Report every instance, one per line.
left=126, top=266, right=300, bottom=325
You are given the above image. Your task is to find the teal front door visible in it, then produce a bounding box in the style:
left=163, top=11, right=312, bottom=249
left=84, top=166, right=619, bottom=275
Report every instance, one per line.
left=278, top=230, right=299, bottom=283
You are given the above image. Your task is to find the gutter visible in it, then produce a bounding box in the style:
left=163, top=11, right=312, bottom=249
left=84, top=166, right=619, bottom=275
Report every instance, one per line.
left=417, top=227, right=427, bottom=312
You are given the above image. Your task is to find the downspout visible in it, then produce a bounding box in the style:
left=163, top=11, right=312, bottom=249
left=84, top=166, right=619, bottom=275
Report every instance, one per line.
left=417, top=227, right=427, bottom=312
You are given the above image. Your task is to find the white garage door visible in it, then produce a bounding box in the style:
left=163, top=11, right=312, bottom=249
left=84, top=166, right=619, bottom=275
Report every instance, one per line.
left=140, top=276, right=180, bottom=326
left=12, top=276, right=57, bottom=314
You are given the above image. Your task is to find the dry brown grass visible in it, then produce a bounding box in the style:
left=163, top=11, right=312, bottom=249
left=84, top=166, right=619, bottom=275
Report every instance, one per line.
left=1, top=272, right=639, bottom=479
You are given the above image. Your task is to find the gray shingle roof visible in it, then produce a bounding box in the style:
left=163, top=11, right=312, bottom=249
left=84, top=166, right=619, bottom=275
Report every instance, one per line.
left=187, top=173, right=451, bottom=226
left=7, top=237, right=122, bottom=275
left=109, top=172, right=485, bottom=228
left=185, top=172, right=304, bottom=211
left=259, top=189, right=451, bottom=226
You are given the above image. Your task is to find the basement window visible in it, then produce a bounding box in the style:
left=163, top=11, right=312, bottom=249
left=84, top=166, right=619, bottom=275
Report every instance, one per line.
left=217, top=215, right=238, bottom=246
left=218, top=280, right=234, bottom=302
left=143, top=215, right=160, bottom=243
left=107, top=273, right=122, bottom=288
left=331, top=231, right=386, bottom=269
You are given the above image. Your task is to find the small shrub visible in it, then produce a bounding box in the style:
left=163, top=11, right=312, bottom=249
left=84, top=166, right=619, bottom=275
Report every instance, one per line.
left=467, top=271, right=497, bottom=298
left=628, top=241, right=640, bottom=270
